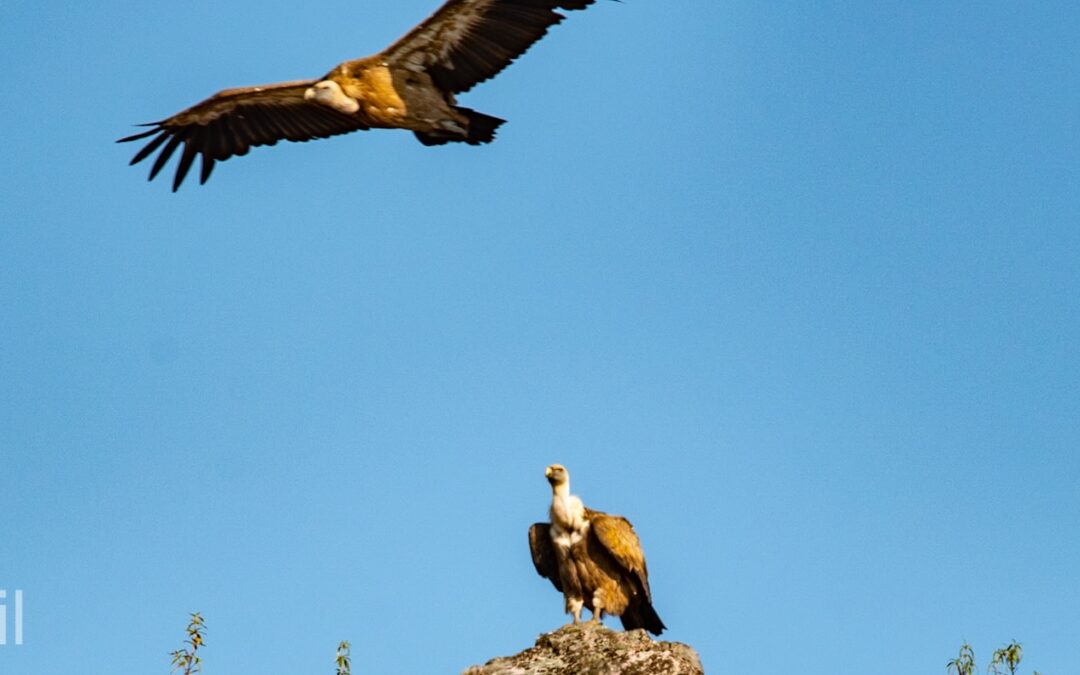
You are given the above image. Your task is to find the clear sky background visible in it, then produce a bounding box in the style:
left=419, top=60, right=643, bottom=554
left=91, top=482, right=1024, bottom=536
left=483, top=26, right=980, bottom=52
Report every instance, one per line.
left=2, top=1, right=1078, bottom=673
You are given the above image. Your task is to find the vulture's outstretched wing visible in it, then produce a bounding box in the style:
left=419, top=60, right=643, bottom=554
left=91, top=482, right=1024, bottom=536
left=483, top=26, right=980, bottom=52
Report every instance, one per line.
left=586, top=509, right=651, bottom=601
left=382, top=0, right=597, bottom=94
left=117, top=80, right=369, bottom=191
left=528, top=523, right=563, bottom=592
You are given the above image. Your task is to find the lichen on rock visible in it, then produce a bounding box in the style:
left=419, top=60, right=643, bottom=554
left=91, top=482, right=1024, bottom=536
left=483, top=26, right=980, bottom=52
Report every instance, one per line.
left=463, top=623, right=703, bottom=675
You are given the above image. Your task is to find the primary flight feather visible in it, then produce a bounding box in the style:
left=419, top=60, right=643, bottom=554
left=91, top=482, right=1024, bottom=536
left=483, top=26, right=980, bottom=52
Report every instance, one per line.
left=118, top=0, right=603, bottom=191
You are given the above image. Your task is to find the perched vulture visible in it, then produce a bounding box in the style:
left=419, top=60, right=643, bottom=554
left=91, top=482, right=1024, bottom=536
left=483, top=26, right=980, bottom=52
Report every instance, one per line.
left=529, top=464, right=666, bottom=635
left=118, top=0, right=607, bottom=190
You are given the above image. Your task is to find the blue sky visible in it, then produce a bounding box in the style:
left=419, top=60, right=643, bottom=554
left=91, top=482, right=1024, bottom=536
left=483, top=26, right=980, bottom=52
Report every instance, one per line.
left=2, top=1, right=1078, bottom=673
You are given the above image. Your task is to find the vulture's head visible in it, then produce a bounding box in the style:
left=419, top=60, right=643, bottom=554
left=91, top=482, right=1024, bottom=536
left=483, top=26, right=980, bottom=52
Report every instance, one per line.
left=545, top=464, right=569, bottom=489
left=304, top=80, right=360, bottom=114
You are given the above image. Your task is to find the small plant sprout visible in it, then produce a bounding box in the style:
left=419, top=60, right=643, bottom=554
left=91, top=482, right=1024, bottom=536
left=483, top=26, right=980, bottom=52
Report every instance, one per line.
left=947, top=639, right=1041, bottom=675
left=989, top=641, right=1023, bottom=675
left=947, top=643, right=976, bottom=675
left=336, top=640, right=352, bottom=675
left=170, top=612, right=206, bottom=675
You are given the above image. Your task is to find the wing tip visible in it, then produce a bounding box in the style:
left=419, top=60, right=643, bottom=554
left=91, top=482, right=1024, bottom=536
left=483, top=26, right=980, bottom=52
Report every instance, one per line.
left=117, top=125, right=162, bottom=144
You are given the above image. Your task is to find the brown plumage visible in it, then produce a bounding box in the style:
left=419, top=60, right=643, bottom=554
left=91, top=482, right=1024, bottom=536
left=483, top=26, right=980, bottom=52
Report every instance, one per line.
left=529, top=464, right=666, bottom=635
left=118, top=0, right=603, bottom=190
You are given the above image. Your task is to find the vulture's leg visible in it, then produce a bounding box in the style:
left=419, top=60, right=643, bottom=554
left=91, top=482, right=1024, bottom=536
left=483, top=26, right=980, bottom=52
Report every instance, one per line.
left=567, top=596, right=584, bottom=624
left=589, top=592, right=605, bottom=624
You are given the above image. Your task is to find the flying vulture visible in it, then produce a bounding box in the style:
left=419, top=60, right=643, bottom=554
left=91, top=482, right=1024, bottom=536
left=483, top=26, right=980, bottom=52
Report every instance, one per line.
left=529, top=464, right=666, bottom=635
left=118, top=0, right=606, bottom=190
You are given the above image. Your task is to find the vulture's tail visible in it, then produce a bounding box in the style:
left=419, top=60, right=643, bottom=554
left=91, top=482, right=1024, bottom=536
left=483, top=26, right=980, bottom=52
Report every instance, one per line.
left=621, top=600, right=666, bottom=636
left=413, top=108, right=506, bottom=146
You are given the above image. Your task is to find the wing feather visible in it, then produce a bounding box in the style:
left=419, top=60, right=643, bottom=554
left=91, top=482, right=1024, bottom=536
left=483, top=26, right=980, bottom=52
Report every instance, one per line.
left=528, top=523, right=563, bottom=593
left=237, top=106, right=272, bottom=144
left=585, top=508, right=653, bottom=602
left=173, top=138, right=199, bottom=192
left=148, top=133, right=184, bottom=182
left=220, top=115, right=251, bottom=158
left=382, top=0, right=599, bottom=94
left=118, top=80, right=369, bottom=190
left=199, top=148, right=215, bottom=185
left=127, top=130, right=170, bottom=166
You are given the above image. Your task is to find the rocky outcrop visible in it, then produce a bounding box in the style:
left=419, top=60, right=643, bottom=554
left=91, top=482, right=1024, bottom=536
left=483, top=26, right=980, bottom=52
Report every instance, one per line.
left=463, top=623, right=703, bottom=675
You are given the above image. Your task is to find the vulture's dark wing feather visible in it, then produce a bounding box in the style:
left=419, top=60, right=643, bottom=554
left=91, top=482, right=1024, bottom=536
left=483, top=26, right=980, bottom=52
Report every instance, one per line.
left=381, top=0, right=598, bottom=94
left=118, top=80, right=369, bottom=190
left=528, top=523, right=563, bottom=592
